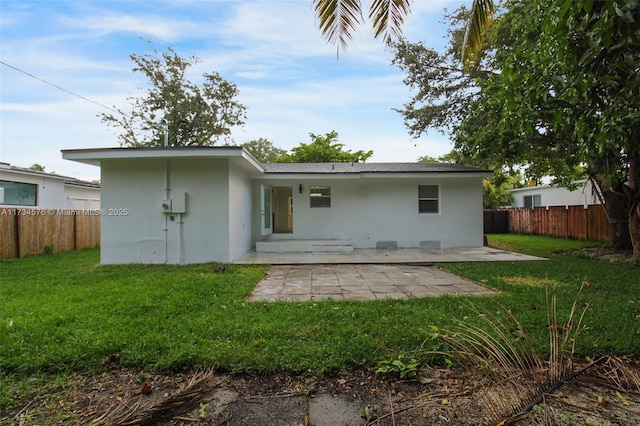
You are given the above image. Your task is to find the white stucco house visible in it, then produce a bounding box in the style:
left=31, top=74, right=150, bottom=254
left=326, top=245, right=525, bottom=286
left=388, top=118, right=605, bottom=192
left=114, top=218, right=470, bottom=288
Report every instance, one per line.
left=510, top=180, right=600, bottom=208
left=0, top=162, right=100, bottom=210
left=61, top=147, right=491, bottom=264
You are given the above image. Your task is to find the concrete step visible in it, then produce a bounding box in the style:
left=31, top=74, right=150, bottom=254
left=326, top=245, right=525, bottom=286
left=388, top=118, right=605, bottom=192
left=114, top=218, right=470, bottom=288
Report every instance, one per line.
left=256, top=238, right=354, bottom=253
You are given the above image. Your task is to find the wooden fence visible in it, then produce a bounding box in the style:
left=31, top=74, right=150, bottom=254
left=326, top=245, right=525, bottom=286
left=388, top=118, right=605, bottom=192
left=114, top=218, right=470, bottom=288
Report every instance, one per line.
left=0, top=208, right=100, bottom=259
left=486, top=205, right=611, bottom=242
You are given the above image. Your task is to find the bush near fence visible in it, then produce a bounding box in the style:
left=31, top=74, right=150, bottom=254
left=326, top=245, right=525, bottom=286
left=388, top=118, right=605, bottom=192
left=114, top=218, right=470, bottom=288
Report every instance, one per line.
left=0, top=208, right=100, bottom=259
left=485, top=205, right=611, bottom=242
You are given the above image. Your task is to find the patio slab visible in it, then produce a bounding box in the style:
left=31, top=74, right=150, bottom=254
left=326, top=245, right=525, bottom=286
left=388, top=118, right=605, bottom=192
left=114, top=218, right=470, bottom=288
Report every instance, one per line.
left=234, top=246, right=544, bottom=265
left=248, top=264, right=497, bottom=302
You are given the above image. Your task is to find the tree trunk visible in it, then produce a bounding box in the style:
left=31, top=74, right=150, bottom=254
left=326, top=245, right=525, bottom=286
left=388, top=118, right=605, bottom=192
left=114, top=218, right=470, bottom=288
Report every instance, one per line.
left=628, top=155, right=640, bottom=258
left=600, top=188, right=632, bottom=250
left=630, top=203, right=640, bottom=258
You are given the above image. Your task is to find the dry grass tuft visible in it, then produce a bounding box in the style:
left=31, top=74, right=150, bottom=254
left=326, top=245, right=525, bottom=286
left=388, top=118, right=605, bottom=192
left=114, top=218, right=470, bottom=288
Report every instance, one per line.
left=83, top=369, right=228, bottom=426
left=439, top=282, right=633, bottom=425
left=500, top=276, right=564, bottom=288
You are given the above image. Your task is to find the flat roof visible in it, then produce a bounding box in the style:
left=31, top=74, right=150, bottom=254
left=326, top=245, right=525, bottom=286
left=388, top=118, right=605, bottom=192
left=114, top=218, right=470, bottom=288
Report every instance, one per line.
left=61, top=146, right=264, bottom=173
left=262, top=162, right=491, bottom=174
left=61, top=147, right=492, bottom=178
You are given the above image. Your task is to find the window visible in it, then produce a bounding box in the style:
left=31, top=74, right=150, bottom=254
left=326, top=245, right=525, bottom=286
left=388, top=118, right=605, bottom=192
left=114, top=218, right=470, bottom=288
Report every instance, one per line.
left=418, top=185, right=439, bottom=214
left=0, top=180, right=37, bottom=206
left=309, top=186, right=331, bottom=208
left=523, top=194, right=541, bottom=208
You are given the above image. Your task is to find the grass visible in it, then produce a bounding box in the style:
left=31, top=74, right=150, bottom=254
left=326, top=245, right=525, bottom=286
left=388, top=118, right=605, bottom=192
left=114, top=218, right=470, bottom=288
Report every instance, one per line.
left=1, top=235, right=639, bottom=420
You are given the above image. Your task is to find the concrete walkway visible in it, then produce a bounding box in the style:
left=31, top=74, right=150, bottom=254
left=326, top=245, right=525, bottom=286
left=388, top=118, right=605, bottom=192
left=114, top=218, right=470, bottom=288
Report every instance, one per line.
left=235, top=246, right=544, bottom=265
left=248, top=264, right=496, bottom=302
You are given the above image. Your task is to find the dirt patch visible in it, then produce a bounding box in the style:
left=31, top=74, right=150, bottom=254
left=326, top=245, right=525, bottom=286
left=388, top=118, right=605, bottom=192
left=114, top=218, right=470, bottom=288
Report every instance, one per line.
left=6, top=362, right=640, bottom=426
left=560, top=247, right=638, bottom=264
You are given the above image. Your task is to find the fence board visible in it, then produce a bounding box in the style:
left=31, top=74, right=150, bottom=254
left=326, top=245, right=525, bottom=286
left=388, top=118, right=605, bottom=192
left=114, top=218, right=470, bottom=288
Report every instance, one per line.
left=0, top=211, right=18, bottom=258
left=496, top=205, right=611, bottom=242
left=0, top=208, right=100, bottom=259
left=75, top=213, right=101, bottom=250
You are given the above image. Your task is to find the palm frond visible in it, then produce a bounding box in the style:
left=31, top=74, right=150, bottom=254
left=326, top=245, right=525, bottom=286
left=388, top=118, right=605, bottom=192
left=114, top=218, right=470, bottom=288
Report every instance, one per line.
left=314, top=0, right=364, bottom=57
left=369, top=0, right=412, bottom=44
left=442, top=283, right=596, bottom=424
left=461, top=0, right=496, bottom=73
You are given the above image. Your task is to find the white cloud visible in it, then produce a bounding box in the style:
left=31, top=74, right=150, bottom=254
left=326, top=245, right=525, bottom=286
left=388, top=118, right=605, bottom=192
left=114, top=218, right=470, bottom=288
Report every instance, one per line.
left=0, top=0, right=458, bottom=180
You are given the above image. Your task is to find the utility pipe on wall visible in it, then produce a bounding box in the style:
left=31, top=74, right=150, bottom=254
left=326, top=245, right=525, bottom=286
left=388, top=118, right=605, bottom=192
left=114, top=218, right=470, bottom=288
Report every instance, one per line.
left=163, top=159, right=170, bottom=264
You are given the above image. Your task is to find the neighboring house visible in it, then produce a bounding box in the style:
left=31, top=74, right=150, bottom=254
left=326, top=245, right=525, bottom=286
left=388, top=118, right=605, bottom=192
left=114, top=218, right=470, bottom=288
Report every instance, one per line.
left=510, top=180, right=600, bottom=208
left=0, top=162, right=100, bottom=209
left=61, top=147, right=491, bottom=264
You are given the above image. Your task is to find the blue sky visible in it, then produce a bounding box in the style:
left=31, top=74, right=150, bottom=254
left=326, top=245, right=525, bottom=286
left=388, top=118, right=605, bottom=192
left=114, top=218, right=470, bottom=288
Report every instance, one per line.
left=1, top=0, right=464, bottom=181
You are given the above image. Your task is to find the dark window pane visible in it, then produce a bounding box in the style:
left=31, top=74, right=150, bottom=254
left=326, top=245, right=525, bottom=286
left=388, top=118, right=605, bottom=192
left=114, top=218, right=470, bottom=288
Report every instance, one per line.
left=310, top=197, right=331, bottom=208
left=419, top=199, right=438, bottom=213
left=310, top=186, right=331, bottom=208
left=418, top=185, right=438, bottom=199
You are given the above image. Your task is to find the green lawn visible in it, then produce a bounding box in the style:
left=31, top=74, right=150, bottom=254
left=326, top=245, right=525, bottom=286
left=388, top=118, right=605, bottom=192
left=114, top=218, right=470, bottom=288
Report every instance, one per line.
left=1, top=235, right=639, bottom=415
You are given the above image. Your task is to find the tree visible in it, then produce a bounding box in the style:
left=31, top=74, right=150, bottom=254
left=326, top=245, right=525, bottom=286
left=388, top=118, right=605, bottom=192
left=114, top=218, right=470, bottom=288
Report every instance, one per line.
left=242, top=138, right=286, bottom=163
left=100, top=44, right=246, bottom=147
left=456, top=0, right=640, bottom=255
left=277, top=131, right=373, bottom=163
left=313, top=0, right=491, bottom=65
left=418, top=151, right=523, bottom=209
left=313, top=0, right=411, bottom=56
left=460, top=0, right=496, bottom=72
left=29, top=163, right=45, bottom=172
left=390, top=7, right=487, bottom=140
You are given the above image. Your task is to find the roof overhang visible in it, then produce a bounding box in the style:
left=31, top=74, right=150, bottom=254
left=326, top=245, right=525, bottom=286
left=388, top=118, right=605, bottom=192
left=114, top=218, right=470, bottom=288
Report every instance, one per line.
left=259, top=172, right=492, bottom=180
left=61, top=147, right=265, bottom=174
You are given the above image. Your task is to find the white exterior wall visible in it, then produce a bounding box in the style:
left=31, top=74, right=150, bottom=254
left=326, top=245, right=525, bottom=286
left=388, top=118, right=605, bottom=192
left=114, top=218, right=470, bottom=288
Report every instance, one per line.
left=511, top=180, right=600, bottom=208
left=0, top=170, right=66, bottom=208
left=228, top=161, right=253, bottom=261
left=255, top=176, right=484, bottom=249
left=100, top=158, right=232, bottom=264
left=64, top=184, right=100, bottom=209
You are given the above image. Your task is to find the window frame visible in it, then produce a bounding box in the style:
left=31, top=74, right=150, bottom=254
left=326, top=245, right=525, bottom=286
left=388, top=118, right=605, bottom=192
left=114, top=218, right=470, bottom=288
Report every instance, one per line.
left=523, top=194, right=542, bottom=208
left=309, top=185, right=331, bottom=208
left=418, top=184, right=439, bottom=214
left=0, top=180, right=38, bottom=206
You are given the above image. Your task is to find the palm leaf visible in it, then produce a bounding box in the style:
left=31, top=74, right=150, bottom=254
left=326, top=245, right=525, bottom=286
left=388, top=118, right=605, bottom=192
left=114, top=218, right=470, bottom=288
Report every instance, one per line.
left=314, top=0, right=364, bottom=57
left=442, top=283, right=597, bottom=424
left=369, top=0, right=412, bottom=44
left=461, top=0, right=496, bottom=73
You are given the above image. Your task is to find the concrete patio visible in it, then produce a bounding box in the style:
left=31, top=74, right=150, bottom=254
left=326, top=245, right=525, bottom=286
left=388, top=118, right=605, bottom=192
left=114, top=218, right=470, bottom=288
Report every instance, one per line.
left=247, top=263, right=498, bottom=302
left=239, top=246, right=545, bottom=302
left=235, top=246, right=544, bottom=265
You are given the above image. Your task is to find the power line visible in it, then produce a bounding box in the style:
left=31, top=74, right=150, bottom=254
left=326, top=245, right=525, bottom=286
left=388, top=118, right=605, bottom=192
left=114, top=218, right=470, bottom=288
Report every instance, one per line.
left=1, top=60, right=121, bottom=114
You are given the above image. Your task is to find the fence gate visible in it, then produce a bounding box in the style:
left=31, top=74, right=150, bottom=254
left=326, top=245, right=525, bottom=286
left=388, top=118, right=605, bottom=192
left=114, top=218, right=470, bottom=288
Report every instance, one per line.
left=483, top=210, right=509, bottom=234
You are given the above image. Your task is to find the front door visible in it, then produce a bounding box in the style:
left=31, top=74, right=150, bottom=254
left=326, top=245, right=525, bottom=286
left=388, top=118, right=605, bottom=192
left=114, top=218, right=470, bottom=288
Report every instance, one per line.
left=273, top=187, right=293, bottom=233
left=261, top=185, right=272, bottom=236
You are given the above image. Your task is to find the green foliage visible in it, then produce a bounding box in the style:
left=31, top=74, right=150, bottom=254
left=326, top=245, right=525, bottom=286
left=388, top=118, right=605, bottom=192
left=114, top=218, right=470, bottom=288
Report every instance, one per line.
left=314, top=0, right=411, bottom=56
left=277, top=131, right=373, bottom=163
left=436, top=0, right=640, bottom=251
left=241, top=138, right=286, bottom=163
left=418, top=151, right=523, bottom=208
left=100, top=42, right=246, bottom=147
left=375, top=354, right=420, bottom=378
left=391, top=7, right=479, bottom=139
left=483, top=169, right=523, bottom=208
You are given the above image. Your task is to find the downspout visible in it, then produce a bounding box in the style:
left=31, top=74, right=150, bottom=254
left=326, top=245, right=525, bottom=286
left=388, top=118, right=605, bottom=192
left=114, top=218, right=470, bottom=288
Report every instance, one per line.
left=163, top=159, right=169, bottom=264
left=178, top=213, right=184, bottom=265
left=163, top=118, right=170, bottom=263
